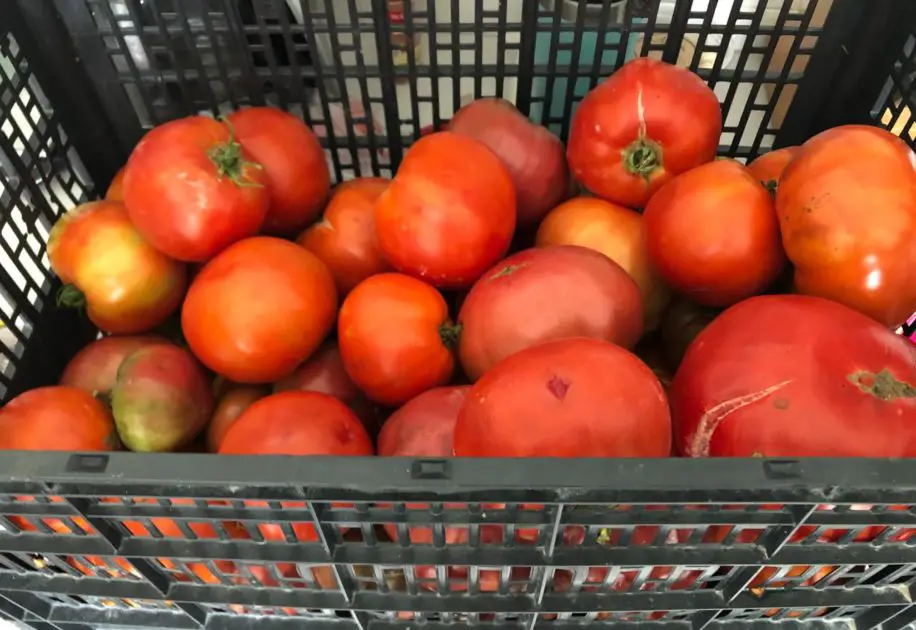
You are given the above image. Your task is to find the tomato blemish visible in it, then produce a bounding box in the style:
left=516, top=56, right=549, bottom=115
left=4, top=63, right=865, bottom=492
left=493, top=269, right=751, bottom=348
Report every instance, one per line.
left=848, top=369, right=916, bottom=401
left=547, top=375, right=571, bottom=400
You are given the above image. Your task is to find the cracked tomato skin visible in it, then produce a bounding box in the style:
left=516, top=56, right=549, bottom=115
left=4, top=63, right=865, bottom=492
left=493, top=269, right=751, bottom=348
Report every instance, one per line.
left=672, top=295, right=916, bottom=458
left=453, top=337, right=671, bottom=457
left=777, top=125, right=916, bottom=328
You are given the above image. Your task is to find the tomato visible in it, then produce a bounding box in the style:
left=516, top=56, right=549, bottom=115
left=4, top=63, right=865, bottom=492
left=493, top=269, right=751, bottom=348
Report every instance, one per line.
left=644, top=160, right=785, bottom=307
left=273, top=341, right=382, bottom=437
left=374, top=132, right=516, bottom=288
left=0, top=387, right=117, bottom=450
left=567, top=57, right=721, bottom=209
left=207, top=386, right=269, bottom=452
left=228, top=107, right=330, bottom=235
left=182, top=237, right=337, bottom=383
left=747, top=146, right=798, bottom=191
left=48, top=201, right=187, bottom=334
left=219, top=391, right=373, bottom=455
left=659, top=298, right=719, bottom=372
left=105, top=167, right=125, bottom=201
left=449, top=98, right=568, bottom=227
left=297, top=177, right=392, bottom=295
left=777, top=125, right=916, bottom=327
left=458, top=246, right=643, bottom=381
left=378, top=386, right=469, bottom=458
left=60, top=335, right=169, bottom=396
left=339, top=273, right=457, bottom=406
left=672, top=295, right=916, bottom=457
left=123, top=115, right=269, bottom=262
left=454, top=337, right=671, bottom=457
left=536, top=197, right=670, bottom=331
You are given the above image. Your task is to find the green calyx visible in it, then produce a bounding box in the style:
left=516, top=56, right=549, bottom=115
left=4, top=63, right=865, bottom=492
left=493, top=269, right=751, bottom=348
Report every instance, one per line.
left=439, top=322, right=462, bottom=349
left=764, top=179, right=778, bottom=195
left=207, top=118, right=264, bottom=188
left=622, top=137, right=663, bottom=181
left=56, top=284, right=86, bottom=310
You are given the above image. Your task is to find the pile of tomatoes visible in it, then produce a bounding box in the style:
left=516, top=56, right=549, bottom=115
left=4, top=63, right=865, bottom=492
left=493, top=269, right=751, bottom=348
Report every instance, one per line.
left=1, top=56, right=915, bottom=464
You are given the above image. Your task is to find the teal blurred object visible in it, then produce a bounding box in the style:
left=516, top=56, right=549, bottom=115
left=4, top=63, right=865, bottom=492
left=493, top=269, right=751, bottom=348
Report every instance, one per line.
left=531, top=0, right=642, bottom=134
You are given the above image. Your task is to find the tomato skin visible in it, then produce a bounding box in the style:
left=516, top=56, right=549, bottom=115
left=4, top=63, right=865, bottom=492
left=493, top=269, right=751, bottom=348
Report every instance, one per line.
left=123, top=116, right=269, bottom=262
left=449, top=98, right=569, bottom=227
left=60, top=335, right=169, bottom=396
left=777, top=125, right=916, bottom=327
left=182, top=237, right=337, bottom=383
left=339, top=273, right=455, bottom=406
left=567, top=58, right=721, bottom=208
left=454, top=337, right=671, bottom=457
left=105, top=167, right=125, bottom=201
left=219, top=391, right=374, bottom=456
left=536, top=197, right=670, bottom=331
left=206, top=386, right=269, bottom=452
left=228, top=107, right=330, bottom=235
left=0, top=387, right=116, bottom=451
left=297, top=177, right=392, bottom=295
left=644, top=160, right=785, bottom=307
left=374, top=132, right=516, bottom=288
left=458, top=246, right=643, bottom=381
left=672, top=295, right=916, bottom=457
left=48, top=201, right=187, bottom=334
left=747, top=146, right=798, bottom=188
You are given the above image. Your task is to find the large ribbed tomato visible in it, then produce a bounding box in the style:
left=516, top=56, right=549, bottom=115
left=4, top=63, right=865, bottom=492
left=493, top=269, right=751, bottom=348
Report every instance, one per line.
left=182, top=237, right=337, bottom=383
left=672, top=295, right=916, bottom=457
left=374, top=132, right=516, bottom=288
left=777, top=125, right=916, bottom=327
left=123, top=116, right=269, bottom=262
left=644, top=160, right=785, bottom=307
left=567, top=58, right=721, bottom=208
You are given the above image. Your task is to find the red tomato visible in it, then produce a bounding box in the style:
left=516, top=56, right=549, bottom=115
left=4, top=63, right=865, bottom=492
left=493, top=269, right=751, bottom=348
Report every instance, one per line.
left=273, top=341, right=382, bottom=437
left=339, top=273, right=457, bottom=406
left=449, top=98, right=569, bottom=227
left=219, top=391, right=373, bottom=455
left=458, top=246, right=643, bottom=381
left=777, top=125, right=916, bottom=327
left=672, top=295, right=916, bottom=457
left=297, top=177, right=392, bottom=295
left=60, top=335, right=169, bottom=396
left=536, top=197, right=670, bottom=331
left=0, top=387, right=117, bottom=450
left=747, top=146, right=798, bottom=190
left=644, top=160, right=785, bottom=307
left=123, top=116, right=269, bottom=262
left=454, top=338, right=671, bottom=457
left=228, top=107, right=330, bottom=235
left=105, top=167, right=125, bottom=201
left=48, top=201, right=187, bottom=334
left=374, top=132, right=516, bottom=288
left=182, top=237, right=337, bottom=383
left=206, top=385, right=269, bottom=452
left=567, top=58, right=721, bottom=208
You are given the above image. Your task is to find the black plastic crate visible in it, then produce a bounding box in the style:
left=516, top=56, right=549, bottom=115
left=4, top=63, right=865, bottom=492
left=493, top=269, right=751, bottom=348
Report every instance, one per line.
left=1, top=0, right=916, bottom=628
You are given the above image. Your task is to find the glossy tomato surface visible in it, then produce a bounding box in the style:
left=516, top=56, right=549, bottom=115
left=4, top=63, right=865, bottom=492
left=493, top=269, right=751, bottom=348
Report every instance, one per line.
left=339, top=273, right=456, bottom=406
left=747, top=146, right=798, bottom=189
left=536, top=196, right=670, bottom=330
left=374, top=132, right=516, bottom=288
left=449, top=98, right=568, bottom=227
left=454, top=337, right=671, bottom=457
left=0, top=387, right=117, bottom=451
left=207, top=386, right=269, bottom=452
left=458, top=246, right=643, bottom=381
left=672, top=295, right=916, bottom=457
left=297, top=177, right=392, bottom=295
left=777, top=125, right=916, bottom=327
left=47, top=201, right=187, bottom=334
left=60, top=335, right=169, bottom=397
left=182, top=237, right=337, bottom=383
left=567, top=58, right=721, bottom=208
left=644, top=160, right=785, bottom=307
left=229, top=107, right=330, bottom=234
left=219, top=391, right=374, bottom=455
left=123, top=116, right=269, bottom=262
